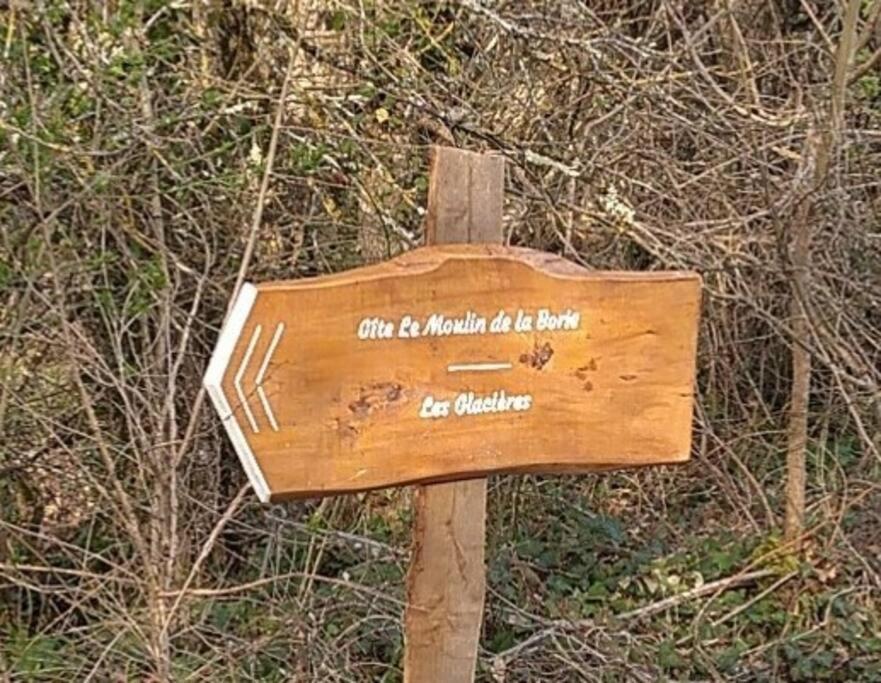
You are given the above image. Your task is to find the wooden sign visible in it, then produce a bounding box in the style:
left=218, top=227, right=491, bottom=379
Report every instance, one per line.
left=204, top=244, right=701, bottom=502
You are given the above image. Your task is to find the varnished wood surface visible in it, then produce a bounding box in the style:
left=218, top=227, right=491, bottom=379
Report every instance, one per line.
left=208, top=245, right=701, bottom=501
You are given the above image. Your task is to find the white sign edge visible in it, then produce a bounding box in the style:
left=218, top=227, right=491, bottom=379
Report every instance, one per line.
left=203, top=283, right=271, bottom=503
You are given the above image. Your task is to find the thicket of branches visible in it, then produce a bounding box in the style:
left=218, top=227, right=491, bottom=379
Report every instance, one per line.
left=1, top=1, right=880, bottom=681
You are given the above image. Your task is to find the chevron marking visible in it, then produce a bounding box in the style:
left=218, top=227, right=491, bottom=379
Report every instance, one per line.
left=234, top=324, right=262, bottom=434
left=255, top=322, right=284, bottom=432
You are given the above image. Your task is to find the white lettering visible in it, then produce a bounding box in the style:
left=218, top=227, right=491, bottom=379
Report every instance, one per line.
left=398, top=314, right=420, bottom=338
left=514, top=309, right=533, bottom=332
left=357, top=316, right=394, bottom=340
left=536, top=308, right=580, bottom=332
left=423, top=311, right=487, bottom=337
left=358, top=308, right=582, bottom=341
left=453, top=390, right=533, bottom=416
left=489, top=310, right=512, bottom=334
left=419, top=395, right=450, bottom=419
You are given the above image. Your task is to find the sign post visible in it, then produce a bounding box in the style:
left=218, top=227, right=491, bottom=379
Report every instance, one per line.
left=404, top=148, right=504, bottom=683
left=203, top=147, right=702, bottom=681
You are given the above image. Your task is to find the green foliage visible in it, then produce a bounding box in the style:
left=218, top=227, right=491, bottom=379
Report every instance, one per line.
left=857, top=72, right=880, bottom=101
left=0, top=257, right=11, bottom=291
left=326, top=9, right=348, bottom=32
left=6, top=629, right=65, bottom=681
left=289, top=141, right=328, bottom=174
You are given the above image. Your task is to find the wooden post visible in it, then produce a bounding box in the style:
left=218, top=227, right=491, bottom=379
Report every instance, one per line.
left=403, top=147, right=504, bottom=682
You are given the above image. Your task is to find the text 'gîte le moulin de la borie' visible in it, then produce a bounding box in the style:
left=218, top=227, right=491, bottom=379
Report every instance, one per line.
left=355, top=307, right=583, bottom=420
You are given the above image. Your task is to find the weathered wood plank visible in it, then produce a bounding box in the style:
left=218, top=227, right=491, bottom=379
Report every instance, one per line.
left=425, top=147, right=504, bottom=245
left=206, top=244, right=701, bottom=500
left=405, top=477, right=487, bottom=683
left=405, top=147, right=503, bottom=683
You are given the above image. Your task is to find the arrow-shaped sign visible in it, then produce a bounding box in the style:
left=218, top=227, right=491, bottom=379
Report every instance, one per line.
left=204, top=245, right=701, bottom=502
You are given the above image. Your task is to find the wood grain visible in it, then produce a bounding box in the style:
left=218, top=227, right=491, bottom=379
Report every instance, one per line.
left=405, top=147, right=502, bottom=683
left=209, top=243, right=701, bottom=499
left=424, top=147, right=504, bottom=245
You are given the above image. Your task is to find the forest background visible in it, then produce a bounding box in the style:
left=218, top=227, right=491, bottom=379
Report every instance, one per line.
left=1, top=1, right=880, bottom=680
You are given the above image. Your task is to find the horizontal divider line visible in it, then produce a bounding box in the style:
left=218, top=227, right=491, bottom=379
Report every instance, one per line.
left=447, top=362, right=513, bottom=373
